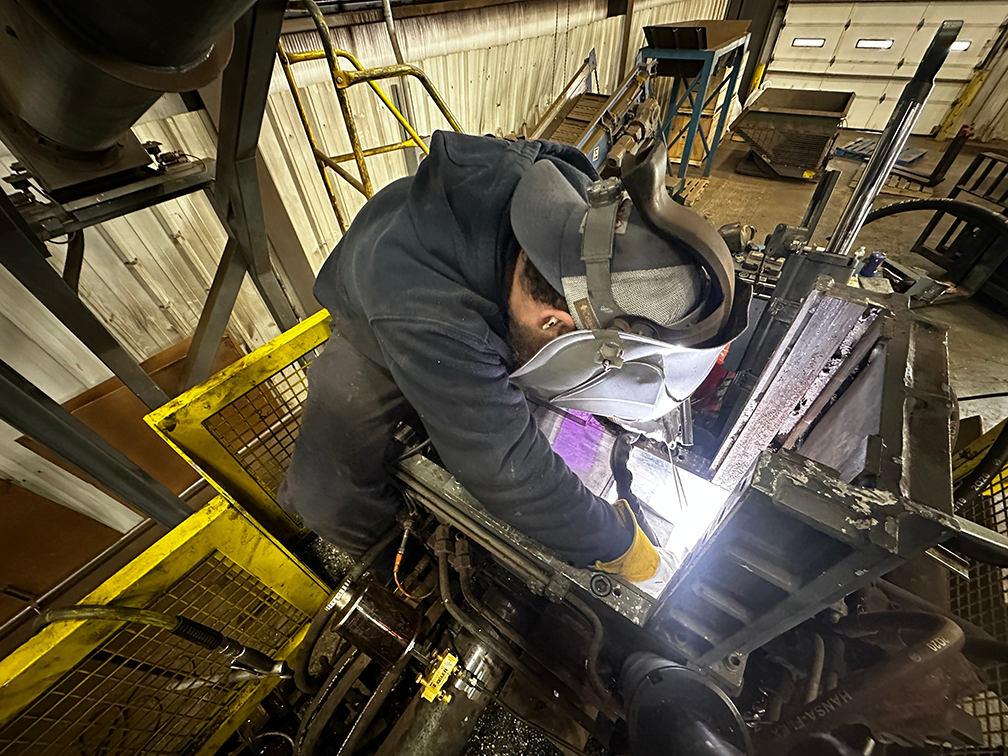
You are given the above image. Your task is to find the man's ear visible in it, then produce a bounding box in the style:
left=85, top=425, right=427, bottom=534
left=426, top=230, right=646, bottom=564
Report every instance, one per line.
left=537, top=307, right=576, bottom=333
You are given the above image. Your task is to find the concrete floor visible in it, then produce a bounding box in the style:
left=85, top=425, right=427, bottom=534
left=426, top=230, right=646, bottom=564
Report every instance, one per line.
left=692, top=131, right=1008, bottom=433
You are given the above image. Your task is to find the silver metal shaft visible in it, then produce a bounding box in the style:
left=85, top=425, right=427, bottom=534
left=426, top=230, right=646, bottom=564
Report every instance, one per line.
left=825, top=20, right=962, bottom=258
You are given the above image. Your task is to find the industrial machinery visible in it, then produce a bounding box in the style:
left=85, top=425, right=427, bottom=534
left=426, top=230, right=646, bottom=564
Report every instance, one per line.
left=4, top=6, right=1008, bottom=756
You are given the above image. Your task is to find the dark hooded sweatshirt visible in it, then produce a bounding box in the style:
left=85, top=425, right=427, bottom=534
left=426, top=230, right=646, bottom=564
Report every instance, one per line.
left=284, top=130, right=632, bottom=565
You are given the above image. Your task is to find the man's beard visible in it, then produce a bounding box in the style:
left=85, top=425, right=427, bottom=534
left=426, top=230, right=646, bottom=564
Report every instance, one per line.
left=507, top=320, right=552, bottom=367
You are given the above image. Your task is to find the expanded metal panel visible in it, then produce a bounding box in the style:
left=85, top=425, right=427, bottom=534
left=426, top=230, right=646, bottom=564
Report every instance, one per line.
left=204, top=355, right=316, bottom=499
left=0, top=552, right=309, bottom=756
left=735, top=126, right=834, bottom=169
left=950, top=467, right=1008, bottom=754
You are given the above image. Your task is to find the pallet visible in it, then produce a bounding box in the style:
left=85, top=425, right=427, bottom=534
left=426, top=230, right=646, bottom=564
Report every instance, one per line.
left=835, top=136, right=926, bottom=166
left=849, top=165, right=934, bottom=199
left=679, top=177, right=709, bottom=207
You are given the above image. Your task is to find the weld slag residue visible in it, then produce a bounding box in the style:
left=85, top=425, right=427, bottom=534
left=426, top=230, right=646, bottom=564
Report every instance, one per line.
left=777, top=306, right=881, bottom=439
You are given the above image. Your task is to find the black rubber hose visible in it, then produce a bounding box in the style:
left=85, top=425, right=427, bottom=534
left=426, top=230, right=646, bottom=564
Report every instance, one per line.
left=875, top=579, right=992, bottom=640
left=863, top=198, right=1008, bottom=247
left=436, top=542, right=600, bottom=733
left=293, top=524, right=401, bottom=695
left=954, top=421, right=1008, bottom=512
left=963, top=636, right=1008, bottom=666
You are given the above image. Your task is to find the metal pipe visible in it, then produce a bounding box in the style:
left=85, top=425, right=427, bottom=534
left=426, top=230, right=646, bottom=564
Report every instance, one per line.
left=297, top=650, right=370, bottom=756
left=804, top=632, right=825, bottom=705
left=825, top=21, right=962, bottom=258
left=336, top=650, right=413, bottom=756
left=315, top=148, right=368, bottom=197
left=0, top=357, right=189, bottom=527
left=283, top=47, right=460, bottom=139
left=328, top=138, right=418, bottom=164
left=375, top=627, right=509, bottom=756
left=454, top=540, right=621, bottom=722
left=381, top=0, right=420, bottom=166
left=566, top=593, right=624, bottom=718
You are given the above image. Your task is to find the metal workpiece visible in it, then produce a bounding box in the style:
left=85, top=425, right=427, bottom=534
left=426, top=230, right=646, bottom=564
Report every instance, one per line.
left=396, top=454, right=653, bottom=624
left=825, top=21, right=963, bottom=259
left=0, top=357, right=191, bottom=527
left=647, top=449, right=953, bottom=684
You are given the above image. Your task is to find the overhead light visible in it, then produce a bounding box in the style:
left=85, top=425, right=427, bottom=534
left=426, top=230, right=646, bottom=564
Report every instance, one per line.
left=792, top=37, right=826, bottom=47
left=951, top=40, right=972, bottom=51
left=856, top=38, right=894, bottom=49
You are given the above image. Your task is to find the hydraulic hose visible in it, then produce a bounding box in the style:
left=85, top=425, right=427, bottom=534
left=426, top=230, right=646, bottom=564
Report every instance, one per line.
left=37, top=605, right=286, bottom=676
left=755, top=612, right=963, bottom=754
left=875, top=579, right=991, bottom=640
left=294, top=524, right=402, bottom=694
left=953, top=421, right=1008, bottom=512
left=435, top=532, right=599, bottom=733
left=454, top=539, right=622, bottom=722
left=863, top=198, right=1008, bottom=248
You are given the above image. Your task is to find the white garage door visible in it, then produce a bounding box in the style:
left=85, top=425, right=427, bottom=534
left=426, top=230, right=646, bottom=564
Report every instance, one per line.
left=765, top=1, right=1008, bottom=134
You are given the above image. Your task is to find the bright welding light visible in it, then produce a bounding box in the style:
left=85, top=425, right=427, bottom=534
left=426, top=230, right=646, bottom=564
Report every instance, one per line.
left=646, top=466, right=731, bottom=561
left=950, top=40, right=971, bottom=52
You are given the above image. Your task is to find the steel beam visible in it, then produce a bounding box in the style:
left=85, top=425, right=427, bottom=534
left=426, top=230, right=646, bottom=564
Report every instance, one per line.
left=0, top=357, right=190, bottom=528
left=0, top=190, right=169, bottom=410
left=177, top=238, right=248, bottom=393
left=214, top=0, right=299, bottom=333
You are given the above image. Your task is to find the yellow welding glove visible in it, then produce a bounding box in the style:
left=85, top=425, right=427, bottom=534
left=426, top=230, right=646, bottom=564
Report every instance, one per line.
left=594, top=499, right=660, bottom=583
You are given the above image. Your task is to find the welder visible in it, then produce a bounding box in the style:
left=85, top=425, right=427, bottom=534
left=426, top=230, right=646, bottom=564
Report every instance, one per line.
left=279, top=130, right=746, bottom=586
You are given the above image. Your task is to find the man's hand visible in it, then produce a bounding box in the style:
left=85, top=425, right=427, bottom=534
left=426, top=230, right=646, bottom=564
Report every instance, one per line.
left=594, top=499, right=661, bottom=582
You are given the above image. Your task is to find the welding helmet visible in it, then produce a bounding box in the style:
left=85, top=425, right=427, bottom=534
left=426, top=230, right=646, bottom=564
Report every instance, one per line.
left=509, top=138, right=751, bottom=423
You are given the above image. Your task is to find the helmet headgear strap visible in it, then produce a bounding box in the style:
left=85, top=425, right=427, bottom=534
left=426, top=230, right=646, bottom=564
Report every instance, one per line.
left=575, top=177, right=626, bottom=331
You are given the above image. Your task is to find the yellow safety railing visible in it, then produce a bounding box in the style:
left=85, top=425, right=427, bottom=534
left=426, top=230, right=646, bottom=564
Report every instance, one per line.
left=0, top=495, right=327, bottom=756
left=145, top=309, right=334, bottom=539
left=280, top=0, right=463, bottom=233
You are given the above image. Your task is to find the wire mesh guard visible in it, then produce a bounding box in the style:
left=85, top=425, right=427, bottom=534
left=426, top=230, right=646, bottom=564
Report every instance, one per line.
left=949, top=466, right=1008, bottom=754
left=0, top=553, right=309, bottom=756
left=204, top=354, right=316, bottom=499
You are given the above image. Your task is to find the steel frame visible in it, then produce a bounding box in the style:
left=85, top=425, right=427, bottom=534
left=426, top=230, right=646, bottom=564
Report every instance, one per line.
left=641, top=33, right=748, bottom=178
left=0, top=357, right=191, bottom=528
left=0, top=189, right=170, bottom=410
left=1, top=0, right=317, bottom=407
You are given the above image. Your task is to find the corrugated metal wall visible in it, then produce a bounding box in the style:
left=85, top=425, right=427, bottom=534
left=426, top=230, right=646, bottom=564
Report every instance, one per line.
left=961, top=33, right=1008, bottom=142
left=0, top=0, right=727, bottom=528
